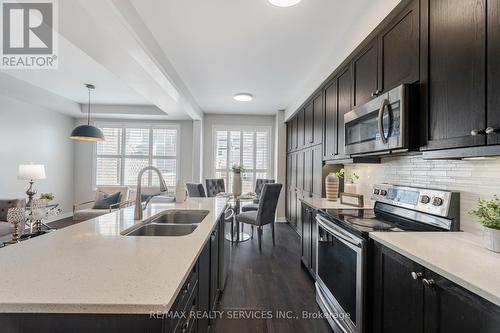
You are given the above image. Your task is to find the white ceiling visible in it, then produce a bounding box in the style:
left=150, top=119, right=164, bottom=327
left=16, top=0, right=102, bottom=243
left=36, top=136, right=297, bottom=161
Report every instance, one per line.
left=130, top=0, right=400, bottom=115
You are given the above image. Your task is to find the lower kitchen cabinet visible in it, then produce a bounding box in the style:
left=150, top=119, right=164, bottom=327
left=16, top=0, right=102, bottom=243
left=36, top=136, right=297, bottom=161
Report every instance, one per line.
left=372, top=241, right=500, bottom=333
left=301, top=202, right=317, bottom=279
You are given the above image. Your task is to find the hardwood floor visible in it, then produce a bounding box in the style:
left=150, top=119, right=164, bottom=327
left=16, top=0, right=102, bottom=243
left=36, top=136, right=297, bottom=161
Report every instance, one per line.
left=212, top=223, right=332, bottom=333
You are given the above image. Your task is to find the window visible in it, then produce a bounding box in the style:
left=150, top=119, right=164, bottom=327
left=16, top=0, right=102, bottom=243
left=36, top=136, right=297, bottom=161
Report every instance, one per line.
left=95, top=125, right=178, bottom=189
left=214, top=127, right=271, bottom=193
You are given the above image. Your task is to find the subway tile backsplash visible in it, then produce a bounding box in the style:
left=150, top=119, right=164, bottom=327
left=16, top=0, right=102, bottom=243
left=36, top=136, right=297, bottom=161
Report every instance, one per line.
left=345, top=155, right=500, bottom=236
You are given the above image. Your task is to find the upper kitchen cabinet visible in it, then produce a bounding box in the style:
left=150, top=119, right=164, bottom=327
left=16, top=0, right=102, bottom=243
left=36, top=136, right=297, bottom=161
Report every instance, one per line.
left=297, top=109, right=305, bottom=150
left=378, top=0, right=419, bottom=93
left=304, top=101, right=314, bottom=146
left=336, top=65, right=352, bottom=159
left=323, top=79, right=338, bottom=159
left=352, top=38, right=379, bottom=107
left=488, top=0, right=500, bottom=145
left=423, top=0, right=486, bottom=150
left=312, top=92, right=323, bottom=145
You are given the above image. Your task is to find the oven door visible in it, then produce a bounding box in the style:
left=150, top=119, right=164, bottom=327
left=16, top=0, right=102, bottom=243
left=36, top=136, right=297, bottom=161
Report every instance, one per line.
left=344, top=84, right=407, bottom=156
left=316, top=215, right=365, bottom=333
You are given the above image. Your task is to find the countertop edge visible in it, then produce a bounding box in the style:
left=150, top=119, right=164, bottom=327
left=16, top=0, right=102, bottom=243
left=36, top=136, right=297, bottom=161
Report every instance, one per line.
left=369, top=233, right=500, bottom=308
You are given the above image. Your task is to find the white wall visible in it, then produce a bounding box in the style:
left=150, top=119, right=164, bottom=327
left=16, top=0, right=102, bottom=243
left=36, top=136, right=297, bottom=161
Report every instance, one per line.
left=202, top=114, right=276, bottom=181
left=345, top=155, right=500, bottom=238
left=0, top=95, right=75, bottom=213
left=73, top=118, right=195, bottom=203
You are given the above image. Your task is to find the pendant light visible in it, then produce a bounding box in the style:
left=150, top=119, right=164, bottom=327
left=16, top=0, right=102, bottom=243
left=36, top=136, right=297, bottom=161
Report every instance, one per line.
left=70, top=84, right=105, bottom=142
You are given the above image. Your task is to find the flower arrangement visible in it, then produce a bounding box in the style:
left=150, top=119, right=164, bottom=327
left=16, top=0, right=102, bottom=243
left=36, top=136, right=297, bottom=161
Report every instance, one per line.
left=335, top=168, right=360, bottom=184
left=40, top=193, right=54, bottom=201
left=469, top=195, right=500, bottom=230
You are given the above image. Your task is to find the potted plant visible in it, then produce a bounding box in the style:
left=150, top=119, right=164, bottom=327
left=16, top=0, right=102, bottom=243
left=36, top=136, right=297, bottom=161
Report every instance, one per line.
left=231, top=165, right=244, bottom=197
left=336, top=168, right=360, bottom=194
left=469, top=195, right=500, bottom=253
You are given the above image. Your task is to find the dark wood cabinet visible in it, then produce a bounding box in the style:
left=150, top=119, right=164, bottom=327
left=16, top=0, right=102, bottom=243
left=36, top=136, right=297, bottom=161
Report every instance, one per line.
left=296, top=150, right=304, bottom=191
left=323, top=79, right=338, bottom=159
left=311, top=145, right=322, bottom=196
left=378, top=0, right=419, bottom=93
left=373, top=241, right=500, bottom=333
left=209, top=225, right=219, bottom=311
left=304, top=102, right=314, bottom=146
left=487, top=0, right=500, bottom=145
left=424, top=0, right=486, bottom=150
left=292, top=116, right=298, bottom=150
left=353, top=38, right=379, bottom=107
left=312, top=93, right=323, bottom=146
left=336, top=65, right=352, bottom=159
left=372, top=242, right=424, bottom=333
left=197, top=240, right=211, bottom=333
left=303, top=148, right=312, bottom=195
left=297, top=109, right=305, bottom=150
left=301, top=202, right=316, bottom=279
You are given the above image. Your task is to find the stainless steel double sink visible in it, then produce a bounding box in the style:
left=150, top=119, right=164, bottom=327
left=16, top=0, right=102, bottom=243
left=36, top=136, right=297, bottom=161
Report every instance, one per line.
left=122, top=210, right=209, bottom=237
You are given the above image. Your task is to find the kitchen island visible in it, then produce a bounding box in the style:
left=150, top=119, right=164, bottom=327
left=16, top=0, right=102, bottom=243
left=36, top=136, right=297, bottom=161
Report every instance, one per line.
left=0, top=197, right=229, bottom=332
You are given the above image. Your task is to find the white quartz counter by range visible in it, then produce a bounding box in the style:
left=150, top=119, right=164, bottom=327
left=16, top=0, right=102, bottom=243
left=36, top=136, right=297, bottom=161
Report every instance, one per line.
left=370, top=232, right=500, bottom=307
left=0, top=197, right=228, bottom=314
left=300, top=196, right=374, bottom=210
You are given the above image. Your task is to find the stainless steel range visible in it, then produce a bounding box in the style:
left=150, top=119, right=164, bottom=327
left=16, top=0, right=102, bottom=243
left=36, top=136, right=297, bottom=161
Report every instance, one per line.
left=315, top=184, right=460, bottom=333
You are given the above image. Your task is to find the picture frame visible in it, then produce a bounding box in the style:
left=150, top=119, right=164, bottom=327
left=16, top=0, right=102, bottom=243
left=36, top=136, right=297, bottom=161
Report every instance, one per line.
left=340, top=192, right=364, bottom=207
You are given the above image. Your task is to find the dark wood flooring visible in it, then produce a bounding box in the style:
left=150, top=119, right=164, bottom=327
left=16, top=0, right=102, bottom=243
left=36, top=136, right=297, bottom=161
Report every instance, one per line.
left=212, top=223, right=332, bottom=333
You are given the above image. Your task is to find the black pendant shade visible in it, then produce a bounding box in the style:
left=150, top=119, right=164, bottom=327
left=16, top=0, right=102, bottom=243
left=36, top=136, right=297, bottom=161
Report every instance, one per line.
left=70, top=84, right=105, bottom=142
left=70, top=124, right=105, bottom=141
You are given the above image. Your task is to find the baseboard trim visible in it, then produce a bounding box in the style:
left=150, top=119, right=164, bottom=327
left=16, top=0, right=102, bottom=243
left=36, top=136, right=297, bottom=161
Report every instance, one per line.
left=275, top=217, right=287, bottom=223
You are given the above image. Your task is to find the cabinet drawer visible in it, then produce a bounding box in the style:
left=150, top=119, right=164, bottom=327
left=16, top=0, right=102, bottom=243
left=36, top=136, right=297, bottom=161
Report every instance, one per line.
left=173, top=281, right=198, bottom=333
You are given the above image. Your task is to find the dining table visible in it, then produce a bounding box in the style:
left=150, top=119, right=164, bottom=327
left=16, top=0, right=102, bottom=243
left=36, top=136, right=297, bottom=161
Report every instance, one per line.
left=219, top=193, right=257, bottom=243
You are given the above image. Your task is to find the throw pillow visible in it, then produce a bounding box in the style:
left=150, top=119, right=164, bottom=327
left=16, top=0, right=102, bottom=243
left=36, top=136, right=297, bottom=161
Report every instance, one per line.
left=92, top=191, right=122, bottom=210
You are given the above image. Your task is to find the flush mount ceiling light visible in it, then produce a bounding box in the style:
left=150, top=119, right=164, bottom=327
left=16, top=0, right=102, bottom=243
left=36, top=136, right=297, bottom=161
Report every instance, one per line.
left=70, top=84, right=105, bottom=142
left=233, top=93, right=254, bottom=102
left=268, top=0, right=302, bottom=7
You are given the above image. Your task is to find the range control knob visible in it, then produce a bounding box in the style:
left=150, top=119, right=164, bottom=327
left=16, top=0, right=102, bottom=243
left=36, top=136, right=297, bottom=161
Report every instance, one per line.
left=380, top=190, right=388, bottom=196
left=373, top=189, right=380, bottom=195
left=420, top=195, right=431, bottom=204
left=432, top=197, right=444, bottom=206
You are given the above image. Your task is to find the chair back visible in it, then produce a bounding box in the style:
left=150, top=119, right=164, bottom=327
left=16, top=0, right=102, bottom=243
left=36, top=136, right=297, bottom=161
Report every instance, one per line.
left=186, top=183, right=206, bottom=197
left=0, top=199, right=26, bottom=221
left=256, top=183, right=282, bottom=226
left=255, top=179, right=275, bottom=197
left=96, top=186, right=130, bottom=202
left=205, top=179, right=225, bottom=197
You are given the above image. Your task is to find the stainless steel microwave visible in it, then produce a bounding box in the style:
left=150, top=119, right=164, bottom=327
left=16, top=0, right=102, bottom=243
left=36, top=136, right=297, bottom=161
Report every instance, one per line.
left=344, top=84, right=415, bottom=156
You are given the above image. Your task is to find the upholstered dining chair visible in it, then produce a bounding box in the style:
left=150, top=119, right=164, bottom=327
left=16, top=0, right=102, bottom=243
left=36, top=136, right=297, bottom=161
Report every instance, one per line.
left=205, top=179, right=225, bottom=197
left=241, top=179, right=275, bottom=212
left=235, top=183, right=282, bottom=252
left=186, top=183, right=206, bottom=197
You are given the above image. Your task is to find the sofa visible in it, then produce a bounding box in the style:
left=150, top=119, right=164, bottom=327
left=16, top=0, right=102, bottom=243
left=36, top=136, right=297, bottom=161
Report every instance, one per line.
left=0, top=199, right=26, bottom=243
left=73, top=186, right=130, bottom=222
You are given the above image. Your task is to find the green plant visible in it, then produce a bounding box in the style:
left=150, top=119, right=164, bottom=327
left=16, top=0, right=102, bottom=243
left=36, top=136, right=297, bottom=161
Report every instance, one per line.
left=469, top=195, right=500, bottom=230
left=40, top=192, right=54, bottom=201
left=335, top=168, right=360, bottom=183
left=231, top=164, right=244, bottom=173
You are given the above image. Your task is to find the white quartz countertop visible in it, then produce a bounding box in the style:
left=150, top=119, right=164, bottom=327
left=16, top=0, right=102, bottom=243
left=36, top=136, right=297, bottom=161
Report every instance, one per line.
left=300, top=196, right=374, bottom=210
left=370, top=232, right=500, bottom=307
left=0, top=197, right=228, bottom=314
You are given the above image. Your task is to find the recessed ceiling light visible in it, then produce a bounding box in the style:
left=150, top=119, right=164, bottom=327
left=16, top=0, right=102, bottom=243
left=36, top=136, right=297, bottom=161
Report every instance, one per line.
left=234, top=93, right=253, bottom=102
left=268, top=0, right=302, bottom=7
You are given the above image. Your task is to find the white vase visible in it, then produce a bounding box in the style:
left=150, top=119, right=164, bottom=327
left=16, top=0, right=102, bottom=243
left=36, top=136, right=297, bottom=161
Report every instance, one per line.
left=483, top=227, right=500, bottom=253
left=325, top=173, right=339, bottom=201
left=232, top=173, right=242, bottom=197
left=344, top=182, right=358, bottom=194
left=175, top=180, right=187, bottom=203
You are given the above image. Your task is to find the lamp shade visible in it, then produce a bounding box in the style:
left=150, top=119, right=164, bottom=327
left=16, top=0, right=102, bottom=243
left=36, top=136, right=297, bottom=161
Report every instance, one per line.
left=70, top=125, right=105, bottom=142
left=18, top=164, right=46, bottom=180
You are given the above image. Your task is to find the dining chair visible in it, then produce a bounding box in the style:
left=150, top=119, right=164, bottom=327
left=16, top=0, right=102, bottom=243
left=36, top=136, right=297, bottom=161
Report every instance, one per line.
left=241, top=179, right=275, bottom=212
left=235, top=183, right=282, bottom=252
left=186, top=183, right=206, bottom=197
left=205, top=179, right=225, bottom=197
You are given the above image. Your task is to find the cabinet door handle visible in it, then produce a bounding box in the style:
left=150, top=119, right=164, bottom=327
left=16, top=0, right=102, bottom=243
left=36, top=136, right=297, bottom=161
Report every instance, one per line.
left=470, top=128, right=486, bottom=136
left=486, top=127, right=499, bottom=135
left=411, top=271, right=423, bottom=280
left=422, top=278, right=435, bottom=287
left=371, top=90, right=382, bottom=97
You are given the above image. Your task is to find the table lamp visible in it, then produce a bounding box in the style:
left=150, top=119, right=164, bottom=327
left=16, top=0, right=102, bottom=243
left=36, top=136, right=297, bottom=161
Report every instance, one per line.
left=18, top=164, right=46, bottom=207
